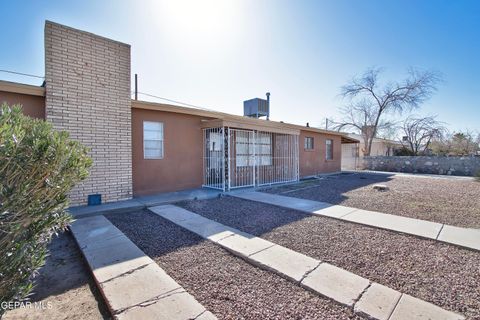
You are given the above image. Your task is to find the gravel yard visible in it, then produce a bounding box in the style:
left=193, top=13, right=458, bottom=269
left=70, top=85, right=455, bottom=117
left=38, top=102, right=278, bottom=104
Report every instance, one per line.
left=178, top=197, right=480, bottom=320
left=106, top=209, right=361, bottom=320
left=263, top=172, right=480, bottom=228
left=3, top=232, right=110, bottom=320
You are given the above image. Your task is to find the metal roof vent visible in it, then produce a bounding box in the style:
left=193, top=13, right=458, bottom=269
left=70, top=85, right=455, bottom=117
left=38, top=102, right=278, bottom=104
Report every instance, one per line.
left=243, top=92, right=270, bottom=120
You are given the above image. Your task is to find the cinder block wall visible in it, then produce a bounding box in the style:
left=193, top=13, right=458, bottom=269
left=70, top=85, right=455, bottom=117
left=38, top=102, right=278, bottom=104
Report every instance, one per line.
left=44, top=21, right=132, bottom=205
left=364, top=156, right=480, bottom=176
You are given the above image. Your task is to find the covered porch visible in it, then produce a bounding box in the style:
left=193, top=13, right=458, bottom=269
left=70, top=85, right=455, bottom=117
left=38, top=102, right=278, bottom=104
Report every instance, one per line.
left=202, top=119, right=300, bottom=191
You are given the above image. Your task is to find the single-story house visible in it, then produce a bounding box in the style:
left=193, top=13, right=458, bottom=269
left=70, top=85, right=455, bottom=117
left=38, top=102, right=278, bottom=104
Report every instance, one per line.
left=0, top=21, right=357, bottom=206
left=341, top=133, right=402, bottom=170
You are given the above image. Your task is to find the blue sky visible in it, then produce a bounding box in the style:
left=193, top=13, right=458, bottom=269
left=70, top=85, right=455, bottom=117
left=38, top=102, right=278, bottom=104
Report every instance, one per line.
left=1, top=0, right=479, bottom=132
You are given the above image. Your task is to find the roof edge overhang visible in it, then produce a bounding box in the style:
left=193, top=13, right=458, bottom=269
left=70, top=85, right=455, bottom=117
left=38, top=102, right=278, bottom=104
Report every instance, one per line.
left=0, top=80, right=45, bottom=97
left=132, top=99, right=357, bottom=140
left=132, top=99, right=224, bottom=118
left=341, top=136, right=360, bottom=144
left=200, top=119, right=300, bottom=135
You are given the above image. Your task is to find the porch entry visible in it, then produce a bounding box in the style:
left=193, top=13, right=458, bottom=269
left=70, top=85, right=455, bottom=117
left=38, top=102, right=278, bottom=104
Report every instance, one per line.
left=203, top=127, right=299, bottom=191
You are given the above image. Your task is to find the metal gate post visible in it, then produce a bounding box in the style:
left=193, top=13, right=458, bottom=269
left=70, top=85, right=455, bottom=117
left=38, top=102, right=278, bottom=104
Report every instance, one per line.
left=227, top=127, right=231, bottom=191
left=252, top=130, right=256, bottom=187
left=222, top=127, right=225, bottom=192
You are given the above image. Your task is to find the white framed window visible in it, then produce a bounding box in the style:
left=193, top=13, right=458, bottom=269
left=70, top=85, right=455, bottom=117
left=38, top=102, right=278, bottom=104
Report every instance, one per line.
left=255, top=132, right=272, bottom=166
left=235, top=133, right=253, bottom=167
left=208, top=131, right=223, bottom=152
left=144, top=121, right=164, bottom=159
left=326, top=139, right=333, bottom=160
left=304, top=137, right=314, bottom=150
left=235, top=132, right=273, bottom=167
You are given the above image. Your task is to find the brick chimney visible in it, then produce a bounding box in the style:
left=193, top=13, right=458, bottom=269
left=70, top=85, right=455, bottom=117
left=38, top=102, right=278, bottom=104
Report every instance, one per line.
left=44, top=21, right=132, bottom=205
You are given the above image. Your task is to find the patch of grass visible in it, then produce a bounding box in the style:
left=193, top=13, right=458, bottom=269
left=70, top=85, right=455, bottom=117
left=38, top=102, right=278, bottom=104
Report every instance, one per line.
left=475, top=170, right=480, bottom=182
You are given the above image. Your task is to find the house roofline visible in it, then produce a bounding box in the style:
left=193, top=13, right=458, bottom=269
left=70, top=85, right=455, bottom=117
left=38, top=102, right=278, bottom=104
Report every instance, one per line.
left=345, top=132, right=401, bottom=145
left=0, top=80, right=45, bottom=97
left=132, top=99, right=357, bottom=141
left=0, top=78, right=359, bottom=143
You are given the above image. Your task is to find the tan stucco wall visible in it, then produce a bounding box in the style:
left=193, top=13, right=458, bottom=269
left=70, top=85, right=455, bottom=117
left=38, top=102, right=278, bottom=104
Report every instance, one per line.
left=364, top=141, right=393, bottom=156
left=299, top=130, right=341, bottom=177
left=132, top=110, right=344, bottom=195
left=0, top=91, right=45, bottom=119
left=132, top=106, right=213, bottom=196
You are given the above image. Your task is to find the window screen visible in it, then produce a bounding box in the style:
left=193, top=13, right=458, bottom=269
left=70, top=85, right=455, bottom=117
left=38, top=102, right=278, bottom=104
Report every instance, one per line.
left=255, top=132, right=272, bottom=166
left=326, top=139, right=333, bottom=160
left=304, top=137, right=314, bottom=150
left=235, top=132, right=253, bottom=167
left=144, top=121, right=164, bottom=159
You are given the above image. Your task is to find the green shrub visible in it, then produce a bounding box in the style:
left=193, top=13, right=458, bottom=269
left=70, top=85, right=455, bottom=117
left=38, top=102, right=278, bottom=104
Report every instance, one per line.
left=394, top=147, right=415, bottom=156
left=475, top=170, right=480, bottom=182
left=0, top=104, right=91, bottom=311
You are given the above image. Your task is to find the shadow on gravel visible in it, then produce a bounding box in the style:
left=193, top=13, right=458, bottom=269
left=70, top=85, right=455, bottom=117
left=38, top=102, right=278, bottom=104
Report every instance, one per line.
left=159, top=173, right=396, bottom=240
left=106, top=206, right=312, bottom=259
left=262, top=172, right=394, bottom=205
left=175, top=197, right=325, bottom=239
left=105, top=173, right=396, bottom=257
left=107, top=205, right=316, bottom=257
left=105, top=209, right=362, bottom=319
left=106, top=209, right=209, bottom=258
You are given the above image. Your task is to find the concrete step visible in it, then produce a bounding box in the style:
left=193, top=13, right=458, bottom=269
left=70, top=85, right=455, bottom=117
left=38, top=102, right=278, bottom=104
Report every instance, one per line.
left=70, top=215, right=216, bottom=320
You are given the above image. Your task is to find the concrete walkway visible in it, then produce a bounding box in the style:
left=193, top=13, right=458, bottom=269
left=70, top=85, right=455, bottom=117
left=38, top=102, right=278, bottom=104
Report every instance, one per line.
left=150, top=204, right=464, bottom=320
left=343, top=170, right=476, bottom=181
left=231, top=191, right=480, bottom=251
left=69, top=188, right=221, bottom=219
left=70, top=215, right=216, bottom=320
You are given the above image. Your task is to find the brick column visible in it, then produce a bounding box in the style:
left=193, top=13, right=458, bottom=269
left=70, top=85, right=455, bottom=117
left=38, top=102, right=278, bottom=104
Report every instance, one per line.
left=44, top=21, right=132, bottom=206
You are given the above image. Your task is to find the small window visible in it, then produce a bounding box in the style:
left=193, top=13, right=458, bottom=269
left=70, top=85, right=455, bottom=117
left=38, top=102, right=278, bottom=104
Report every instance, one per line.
left=208, top=131, right=223, bottom=152
left=352, top=145, right=359, bottom=157
left=235, top=133, right=253, bottom=167
left=304, top=137, right=314, bottom=150
left=144, top=121, right=163, bottom=159
left=326, top=139, right=333, bottom=160
left=255, top=132, right=272, bottom=166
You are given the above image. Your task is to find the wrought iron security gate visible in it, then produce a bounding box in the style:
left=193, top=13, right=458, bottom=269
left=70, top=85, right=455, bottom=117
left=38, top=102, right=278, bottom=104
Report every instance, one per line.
left=203, top=127, right=225, bottom=190
left=203, top=127, right=299, bottom=191
left=229, top=129, right=255, bottom=189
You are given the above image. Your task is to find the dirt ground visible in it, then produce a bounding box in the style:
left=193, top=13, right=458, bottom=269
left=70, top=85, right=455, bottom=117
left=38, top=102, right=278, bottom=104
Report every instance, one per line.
left=3, top=232, right=110, bottom=320
left=178, top=197, right=480, bottom=320
left=264, top=172, right=480, bottom=228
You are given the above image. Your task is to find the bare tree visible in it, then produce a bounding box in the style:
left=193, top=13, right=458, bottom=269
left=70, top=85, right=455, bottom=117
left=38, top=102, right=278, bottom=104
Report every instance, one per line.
left=430, top=130, right=480, bottom=156
left=401, top=115, right=446, bottom=155
left=336, top=67, right=441, bottom=156
left=476, top=133, right=480, bottom=155
left=450, top=131, right=478, bottom=155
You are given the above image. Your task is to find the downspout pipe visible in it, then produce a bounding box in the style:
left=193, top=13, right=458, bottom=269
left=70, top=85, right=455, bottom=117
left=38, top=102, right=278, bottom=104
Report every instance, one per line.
left=266, top=92, right=270, bottom=120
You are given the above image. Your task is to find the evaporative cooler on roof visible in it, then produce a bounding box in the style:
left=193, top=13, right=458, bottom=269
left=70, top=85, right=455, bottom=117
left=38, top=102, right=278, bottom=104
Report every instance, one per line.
left=243, top=92, right=270, bottom=119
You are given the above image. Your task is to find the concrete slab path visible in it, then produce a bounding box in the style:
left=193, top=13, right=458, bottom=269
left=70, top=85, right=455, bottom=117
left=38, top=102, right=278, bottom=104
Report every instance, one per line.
left=70, top=215, right=216, bottom=320
left=231, top=191, right=480, bottom=251
left=149, top=204, right=464, bottom=320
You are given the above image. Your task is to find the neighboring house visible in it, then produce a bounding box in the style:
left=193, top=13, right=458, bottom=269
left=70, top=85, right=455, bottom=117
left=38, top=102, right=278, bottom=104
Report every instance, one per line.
left=341, top=133, right=402, bottom=170
left=0, top=21, right=357, bottom=206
